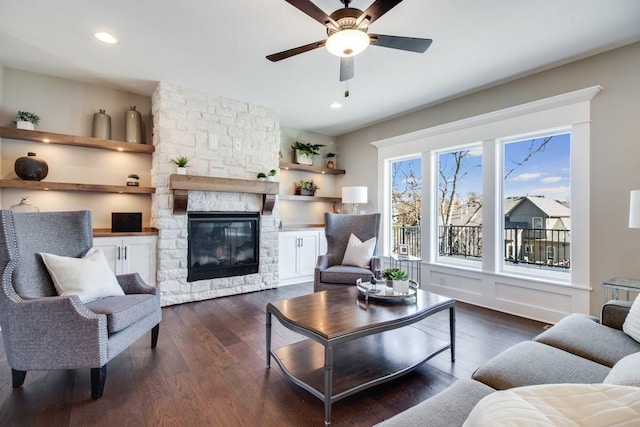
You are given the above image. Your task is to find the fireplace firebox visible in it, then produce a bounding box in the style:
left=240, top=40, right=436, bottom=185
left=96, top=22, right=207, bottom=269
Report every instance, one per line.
left=187, top=212, right=260, bottom=282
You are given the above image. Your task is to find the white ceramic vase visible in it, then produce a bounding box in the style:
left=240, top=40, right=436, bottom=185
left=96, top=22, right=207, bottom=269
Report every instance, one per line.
left=16, top=121, right=35, bottom=130
left=295, top=150, right=313, bottom=165
left=177, top=167, right=187, bottom=175
left=392, top=279, right=410, bottom=293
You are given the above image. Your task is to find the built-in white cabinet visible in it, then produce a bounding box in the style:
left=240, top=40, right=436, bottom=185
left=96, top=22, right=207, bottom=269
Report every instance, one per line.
left=279, top=230, right=326, bottom=285
left=94, top=235, right=157, bottom=286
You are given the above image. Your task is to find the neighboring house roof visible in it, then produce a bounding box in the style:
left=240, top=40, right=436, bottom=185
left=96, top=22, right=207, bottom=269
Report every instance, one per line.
left=504, top=196, right=524, bottom=213
left=507, top=196, right=570, bottom=218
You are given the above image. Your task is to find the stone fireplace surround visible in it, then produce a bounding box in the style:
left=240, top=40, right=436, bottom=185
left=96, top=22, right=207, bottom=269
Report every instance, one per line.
left=151, top=83, right=281, bottom=306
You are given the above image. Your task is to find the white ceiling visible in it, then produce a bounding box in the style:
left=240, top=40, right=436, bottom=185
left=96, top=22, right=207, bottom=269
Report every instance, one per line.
left=1, top=1, right=639, bottom=136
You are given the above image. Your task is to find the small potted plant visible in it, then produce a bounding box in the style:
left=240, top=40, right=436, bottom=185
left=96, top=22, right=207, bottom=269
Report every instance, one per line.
left=126, top=173, right=140, bottom=186
left=388, top=269, right=410, bottom=293
left=326, top=152, right=336, bottom=169
left=267, top=169, right=277, bottom=181
left=381, top=268, right=402, bottom=283
left=291, top=141, right=325, bottom=166
left=294, top=180, right=319, bottom=196
left=257, top=172, right=267, bottom=181
left=15, top=111, right=40, bottom=131
left=171, top=156, right=189, bottom=175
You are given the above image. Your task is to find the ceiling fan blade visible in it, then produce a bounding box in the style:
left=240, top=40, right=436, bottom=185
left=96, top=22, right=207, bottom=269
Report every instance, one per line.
left=266, top=40, right=326, bottom=62
left=339, top=57, right=354, bottom=82
left=369, top=34, right=432, bottom=53
left=356, top=0, right=404, bottom=26
left=285, top=0, right=338, bottom=29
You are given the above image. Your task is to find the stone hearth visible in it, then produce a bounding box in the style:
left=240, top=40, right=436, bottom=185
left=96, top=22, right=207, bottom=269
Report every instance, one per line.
left=151, top=83, right=281, bottom=306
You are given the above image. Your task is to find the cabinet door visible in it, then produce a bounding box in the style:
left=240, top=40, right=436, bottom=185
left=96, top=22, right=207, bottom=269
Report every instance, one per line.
left=121, top=236, right=157, bottom=286
left=297, top=232, right=319, bottom=277
left=93, top=236, right=124, bottom=275
left=279, top=232, right=299, bottom=280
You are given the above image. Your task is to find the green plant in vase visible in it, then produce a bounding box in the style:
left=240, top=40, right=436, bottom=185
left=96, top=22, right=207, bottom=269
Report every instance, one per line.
left=15, top=111, right=40, bottom=130
left=291, top=141, right=325, bottom=166
left=326, top=152, right=336, bottom=169
left=294, top=180, right=319, bottom=196
left=171, top=156, right=190, bottom=175
left=388, top=269, right=410, bottom=293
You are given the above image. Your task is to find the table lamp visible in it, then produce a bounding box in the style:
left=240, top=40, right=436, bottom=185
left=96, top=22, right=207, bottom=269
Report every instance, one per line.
left=342, top=186, right=367, bottom=214
left=630, top=190, right=640, bottom=228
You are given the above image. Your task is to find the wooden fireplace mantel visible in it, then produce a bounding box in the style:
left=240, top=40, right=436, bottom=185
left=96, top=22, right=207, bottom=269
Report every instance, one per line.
left=168, top=174, right=279, bottom=215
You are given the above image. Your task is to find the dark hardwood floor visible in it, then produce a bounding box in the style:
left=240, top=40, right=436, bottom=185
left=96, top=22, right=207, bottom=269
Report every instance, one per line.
left=0, top=283, right=547, bottom=426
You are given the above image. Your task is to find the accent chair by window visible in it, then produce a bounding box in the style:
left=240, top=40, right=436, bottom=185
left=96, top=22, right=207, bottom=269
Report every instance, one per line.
left=314, top=212, right=381, bottom=292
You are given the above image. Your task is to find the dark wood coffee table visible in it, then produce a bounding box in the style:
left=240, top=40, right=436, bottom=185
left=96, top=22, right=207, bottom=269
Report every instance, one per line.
left=266, top=287, right=455, bottom=425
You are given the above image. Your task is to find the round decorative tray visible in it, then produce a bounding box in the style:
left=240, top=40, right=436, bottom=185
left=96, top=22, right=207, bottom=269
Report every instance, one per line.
left=356, top=280, right=418, bottom=301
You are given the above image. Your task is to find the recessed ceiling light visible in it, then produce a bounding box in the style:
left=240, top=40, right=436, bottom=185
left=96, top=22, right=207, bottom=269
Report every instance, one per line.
left=94, top=32, right=117, bottom=44
left=330, top=102, right=342, bottom=109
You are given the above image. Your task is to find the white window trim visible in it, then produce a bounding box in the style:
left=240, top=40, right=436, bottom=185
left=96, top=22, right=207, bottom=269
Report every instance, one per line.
left=373, top=86, right=600, bottom=322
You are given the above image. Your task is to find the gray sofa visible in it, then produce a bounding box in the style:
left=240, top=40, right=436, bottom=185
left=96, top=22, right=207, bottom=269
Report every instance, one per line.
left=377, top=300, right=640, bottom=426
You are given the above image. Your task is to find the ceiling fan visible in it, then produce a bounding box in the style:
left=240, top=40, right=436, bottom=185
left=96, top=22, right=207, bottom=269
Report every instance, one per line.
left=266, top=0, right=432, bottom=84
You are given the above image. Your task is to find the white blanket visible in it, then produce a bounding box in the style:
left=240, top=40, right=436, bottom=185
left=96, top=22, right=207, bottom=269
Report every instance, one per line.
left=463, top=384, right=640, bottom=426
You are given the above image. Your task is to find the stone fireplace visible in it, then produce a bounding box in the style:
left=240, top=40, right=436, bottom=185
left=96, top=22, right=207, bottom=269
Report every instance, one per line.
left=151, top=83, right=280, bottom=306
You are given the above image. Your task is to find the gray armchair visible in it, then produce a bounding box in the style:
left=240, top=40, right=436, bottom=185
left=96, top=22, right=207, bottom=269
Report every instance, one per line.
left=0, top=210, right=161, bottom=400
left=314, top=213, right=381, bottom=292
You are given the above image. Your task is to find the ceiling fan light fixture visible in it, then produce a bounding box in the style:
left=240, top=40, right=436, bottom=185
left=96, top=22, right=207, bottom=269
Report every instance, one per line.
left=94, top=31, right=117, bottom=44
left=326, top=29, right=369, bottom=57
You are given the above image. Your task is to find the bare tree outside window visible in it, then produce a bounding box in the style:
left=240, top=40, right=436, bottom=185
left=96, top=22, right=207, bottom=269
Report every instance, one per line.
left=437, top=148, right=483, bottom=260
left=391, top=158, right=421, bottom=255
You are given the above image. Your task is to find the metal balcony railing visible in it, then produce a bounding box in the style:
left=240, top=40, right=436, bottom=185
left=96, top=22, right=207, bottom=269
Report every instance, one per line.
left=391, top=225, right=421, bottom=257
left=391, top=225, right=571, bottom=271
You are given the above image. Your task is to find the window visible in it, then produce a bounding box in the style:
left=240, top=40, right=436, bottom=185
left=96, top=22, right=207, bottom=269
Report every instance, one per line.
left=390, top=157, right=421, bottom=256
left=375, top=86, right=599, bottom=290
left=502, top=132, right=571, bottom=275
left=532, top=217, right=543, bottom=229
left=437, top=146, right=483, bottom=264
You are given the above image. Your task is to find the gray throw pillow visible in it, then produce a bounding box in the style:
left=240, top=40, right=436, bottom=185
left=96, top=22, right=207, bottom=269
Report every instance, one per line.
left=603, top=352, right=640, bottom=387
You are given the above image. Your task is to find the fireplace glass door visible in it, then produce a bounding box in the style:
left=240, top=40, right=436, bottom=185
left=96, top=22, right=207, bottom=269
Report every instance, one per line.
left=187, top=212, right=260, bottom=281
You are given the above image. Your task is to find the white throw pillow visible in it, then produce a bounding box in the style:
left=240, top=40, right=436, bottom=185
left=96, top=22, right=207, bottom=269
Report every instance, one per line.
left=341, top=233, right=376, bottom=268
left=623, top=294, right=640, bottom=343
left=40, top=247, right=124, bottom=303
left=604, top=352, right=640, bottom=387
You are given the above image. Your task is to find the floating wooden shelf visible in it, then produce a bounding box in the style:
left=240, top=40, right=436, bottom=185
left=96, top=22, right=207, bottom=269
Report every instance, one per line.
left=279, top=195, right=342, bottom=203
left=0, top=126, right=155, bottom=154
left=169, top=174, right=279, bottom=215
left=0, top=179, right=155, bottom=194
left=279, top=162, right=345, bottom=175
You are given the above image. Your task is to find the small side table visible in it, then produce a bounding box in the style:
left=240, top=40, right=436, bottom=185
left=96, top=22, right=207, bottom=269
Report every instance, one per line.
left=390, top=254, right=422, bottom=284
left=602, top=277, right=640, bottom=301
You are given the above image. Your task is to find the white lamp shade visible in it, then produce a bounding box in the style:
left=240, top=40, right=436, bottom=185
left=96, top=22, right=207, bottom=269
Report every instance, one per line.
left=326, top=29, right=370, bottom=57
left=630, top=190, right=640, bottom=228
left=342, top=186, right=368, bottom=204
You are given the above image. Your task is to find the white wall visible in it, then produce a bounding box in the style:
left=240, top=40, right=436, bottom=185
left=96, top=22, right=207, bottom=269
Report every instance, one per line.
left=0, top=67, right=152, bottom=228
left=337, top=42, right=640, bottom=318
